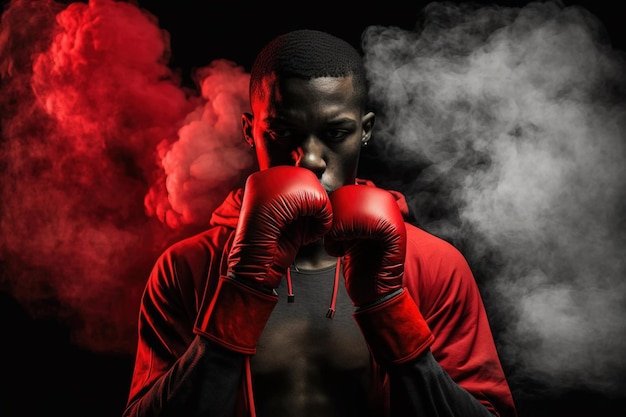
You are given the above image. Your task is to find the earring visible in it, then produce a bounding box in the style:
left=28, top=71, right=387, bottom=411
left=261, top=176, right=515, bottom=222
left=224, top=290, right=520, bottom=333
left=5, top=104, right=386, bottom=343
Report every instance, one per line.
left=249, top=142, right=255, bottom=149
left=362, top=141, right=368, bottom=148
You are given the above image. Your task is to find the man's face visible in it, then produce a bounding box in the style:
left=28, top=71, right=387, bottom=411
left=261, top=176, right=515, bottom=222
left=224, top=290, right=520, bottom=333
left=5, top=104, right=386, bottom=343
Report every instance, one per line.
left=243, top=74, right=374, bottom=193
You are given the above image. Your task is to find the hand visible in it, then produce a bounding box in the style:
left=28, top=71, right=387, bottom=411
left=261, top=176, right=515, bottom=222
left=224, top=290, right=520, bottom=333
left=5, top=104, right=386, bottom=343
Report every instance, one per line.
left=325, top=185, right=433, bottom=366
left=228, top=165, right=333, bottom=290
left=195, top=166, right=333, bottom=354
left=324, top=184, right=406, bottom=307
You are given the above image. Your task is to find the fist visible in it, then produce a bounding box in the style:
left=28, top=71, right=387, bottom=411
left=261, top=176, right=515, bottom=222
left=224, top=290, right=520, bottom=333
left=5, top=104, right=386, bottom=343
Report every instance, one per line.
left=325, top=185, right=433, bottom=366
left=324, top=185, right=406, bottom=306
left=229, top=166, right=333, bottom=289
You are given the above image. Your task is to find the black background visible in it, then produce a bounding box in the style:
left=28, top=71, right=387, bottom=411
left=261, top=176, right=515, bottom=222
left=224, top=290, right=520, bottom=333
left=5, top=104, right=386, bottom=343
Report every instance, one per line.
left=139, top=0, right=625, bottom=86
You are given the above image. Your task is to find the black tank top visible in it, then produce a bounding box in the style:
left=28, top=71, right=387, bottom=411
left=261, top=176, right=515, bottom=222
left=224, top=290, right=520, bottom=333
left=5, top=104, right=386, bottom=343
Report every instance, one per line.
left=251, top=263, right=372, bottom=417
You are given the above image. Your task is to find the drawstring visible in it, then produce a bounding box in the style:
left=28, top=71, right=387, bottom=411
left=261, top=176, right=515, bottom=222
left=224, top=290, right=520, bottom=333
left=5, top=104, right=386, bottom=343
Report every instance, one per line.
left=326, top=257, right=341, bottom=318
left=286, top=266, right=295, bottom=303
left=285, top=257, right=342, bottom=318
left=245, top=357, right=257, bottom=417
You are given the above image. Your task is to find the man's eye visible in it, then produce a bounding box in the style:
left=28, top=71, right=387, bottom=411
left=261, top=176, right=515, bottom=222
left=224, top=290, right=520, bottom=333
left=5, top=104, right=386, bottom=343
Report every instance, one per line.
left=268, top=129, right=292, bottom=141
left=324, top=130, right=349, bottom=142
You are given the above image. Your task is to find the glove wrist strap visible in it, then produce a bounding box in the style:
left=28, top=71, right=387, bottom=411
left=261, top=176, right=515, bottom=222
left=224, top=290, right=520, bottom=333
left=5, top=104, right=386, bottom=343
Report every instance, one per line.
left=194, top=276, right=278, bottom=355
left=353, top=288, right=434, bottom=366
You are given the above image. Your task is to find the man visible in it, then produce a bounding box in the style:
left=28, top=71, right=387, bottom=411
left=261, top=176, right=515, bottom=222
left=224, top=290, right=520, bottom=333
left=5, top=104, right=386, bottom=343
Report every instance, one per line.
left=123, top=29, right=517, bottom=417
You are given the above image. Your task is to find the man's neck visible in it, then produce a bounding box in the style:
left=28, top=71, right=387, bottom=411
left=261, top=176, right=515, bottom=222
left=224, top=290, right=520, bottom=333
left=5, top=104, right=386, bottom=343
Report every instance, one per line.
left=294, top=239, right=338, bottom=271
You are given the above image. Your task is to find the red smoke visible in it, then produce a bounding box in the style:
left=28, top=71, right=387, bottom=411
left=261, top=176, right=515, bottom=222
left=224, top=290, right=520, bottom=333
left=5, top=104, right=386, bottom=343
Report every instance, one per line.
left=145, top=59, right=254, bottom=228
left=0, top=0, right=253, bottom=354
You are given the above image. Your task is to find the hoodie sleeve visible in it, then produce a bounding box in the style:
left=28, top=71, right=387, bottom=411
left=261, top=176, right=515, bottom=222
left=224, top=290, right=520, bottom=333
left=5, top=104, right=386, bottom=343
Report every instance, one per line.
left=356, top=179, right=516, bottom=416
left=123, top=229, right=248, bottom=417
left=399, top=225, right=517, bottom=417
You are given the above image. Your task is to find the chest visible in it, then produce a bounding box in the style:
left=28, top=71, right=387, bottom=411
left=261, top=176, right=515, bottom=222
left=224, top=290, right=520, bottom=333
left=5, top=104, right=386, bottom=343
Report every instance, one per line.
left=251, top=265, right=372, bottom=416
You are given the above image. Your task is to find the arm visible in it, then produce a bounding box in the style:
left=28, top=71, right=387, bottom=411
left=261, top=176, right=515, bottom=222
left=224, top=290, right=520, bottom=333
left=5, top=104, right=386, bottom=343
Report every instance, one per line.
left=123, top=166, right=332, bottom=417
left=389, top=350, right=495, bottom=417
left=403, top=231, right=517, bottom=417
left=124, top=335, right=246, bottom=417
left=123, top=245, right=248, bottom=417
left=325, top=185, right=515, bottom=417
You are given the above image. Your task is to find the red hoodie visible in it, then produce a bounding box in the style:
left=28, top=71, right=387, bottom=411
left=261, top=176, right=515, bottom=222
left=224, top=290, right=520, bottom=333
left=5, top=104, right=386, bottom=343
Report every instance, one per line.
left=124, top=180, right=517, bottom=417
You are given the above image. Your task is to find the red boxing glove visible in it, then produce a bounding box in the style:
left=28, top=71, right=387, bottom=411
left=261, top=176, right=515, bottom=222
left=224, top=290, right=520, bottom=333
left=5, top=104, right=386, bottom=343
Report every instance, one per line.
left=195, top=166, right=333, bottom=354
left=325, top=185, right=434, bottom=366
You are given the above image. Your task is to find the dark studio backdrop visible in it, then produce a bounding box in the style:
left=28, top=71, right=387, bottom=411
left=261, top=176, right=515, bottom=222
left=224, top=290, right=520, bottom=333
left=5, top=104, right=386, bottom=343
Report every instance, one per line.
left=1, top=0, right=625, bottom=416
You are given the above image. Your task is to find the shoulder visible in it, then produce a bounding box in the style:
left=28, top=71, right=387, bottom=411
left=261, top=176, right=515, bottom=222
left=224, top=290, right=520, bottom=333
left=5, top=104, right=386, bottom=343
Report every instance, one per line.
left=403, top=223, right=479, bottom=314
left=404, top=223, right=471, bottom=272
left=147, top=225, right=234, bottom=303
left=165, top=225, right=233, bottom=263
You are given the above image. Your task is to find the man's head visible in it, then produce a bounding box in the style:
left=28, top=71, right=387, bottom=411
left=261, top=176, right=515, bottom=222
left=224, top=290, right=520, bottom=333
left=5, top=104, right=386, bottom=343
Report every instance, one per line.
left=242, top=29, right=375, bottom=193
left=248, top=29, right=368, bottom=108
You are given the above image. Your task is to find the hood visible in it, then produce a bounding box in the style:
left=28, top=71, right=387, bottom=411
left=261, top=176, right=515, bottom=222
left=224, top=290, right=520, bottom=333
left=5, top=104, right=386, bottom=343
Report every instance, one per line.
left=209, top=178, right=411, bottom=229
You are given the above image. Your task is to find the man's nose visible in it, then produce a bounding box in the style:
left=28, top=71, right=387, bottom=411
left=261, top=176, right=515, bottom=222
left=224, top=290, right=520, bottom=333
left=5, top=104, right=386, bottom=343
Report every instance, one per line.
left=294, top=136, right=326, bottom=176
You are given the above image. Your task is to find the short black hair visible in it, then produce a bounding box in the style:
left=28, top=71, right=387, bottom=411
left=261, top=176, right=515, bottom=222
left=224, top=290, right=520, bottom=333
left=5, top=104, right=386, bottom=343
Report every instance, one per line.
left=249, top=29, right=368, bottom=108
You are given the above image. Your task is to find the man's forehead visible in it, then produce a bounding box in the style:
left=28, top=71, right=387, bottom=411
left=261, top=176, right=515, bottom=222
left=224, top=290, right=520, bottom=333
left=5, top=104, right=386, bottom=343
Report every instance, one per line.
left=259, top=71, right=352, bottom=89
left=257, top=73, right=354, bottom=98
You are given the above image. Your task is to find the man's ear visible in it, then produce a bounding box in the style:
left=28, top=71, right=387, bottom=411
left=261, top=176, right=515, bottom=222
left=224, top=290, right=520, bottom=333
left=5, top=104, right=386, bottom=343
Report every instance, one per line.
left=242, top=112, right=254, bottom=148
left=361, top=111, right=375, bottom=146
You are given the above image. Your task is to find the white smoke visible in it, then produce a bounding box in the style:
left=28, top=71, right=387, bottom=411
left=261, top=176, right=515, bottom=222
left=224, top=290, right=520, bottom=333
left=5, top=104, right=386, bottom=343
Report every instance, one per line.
left=362, top=1, right=626, bottom=398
